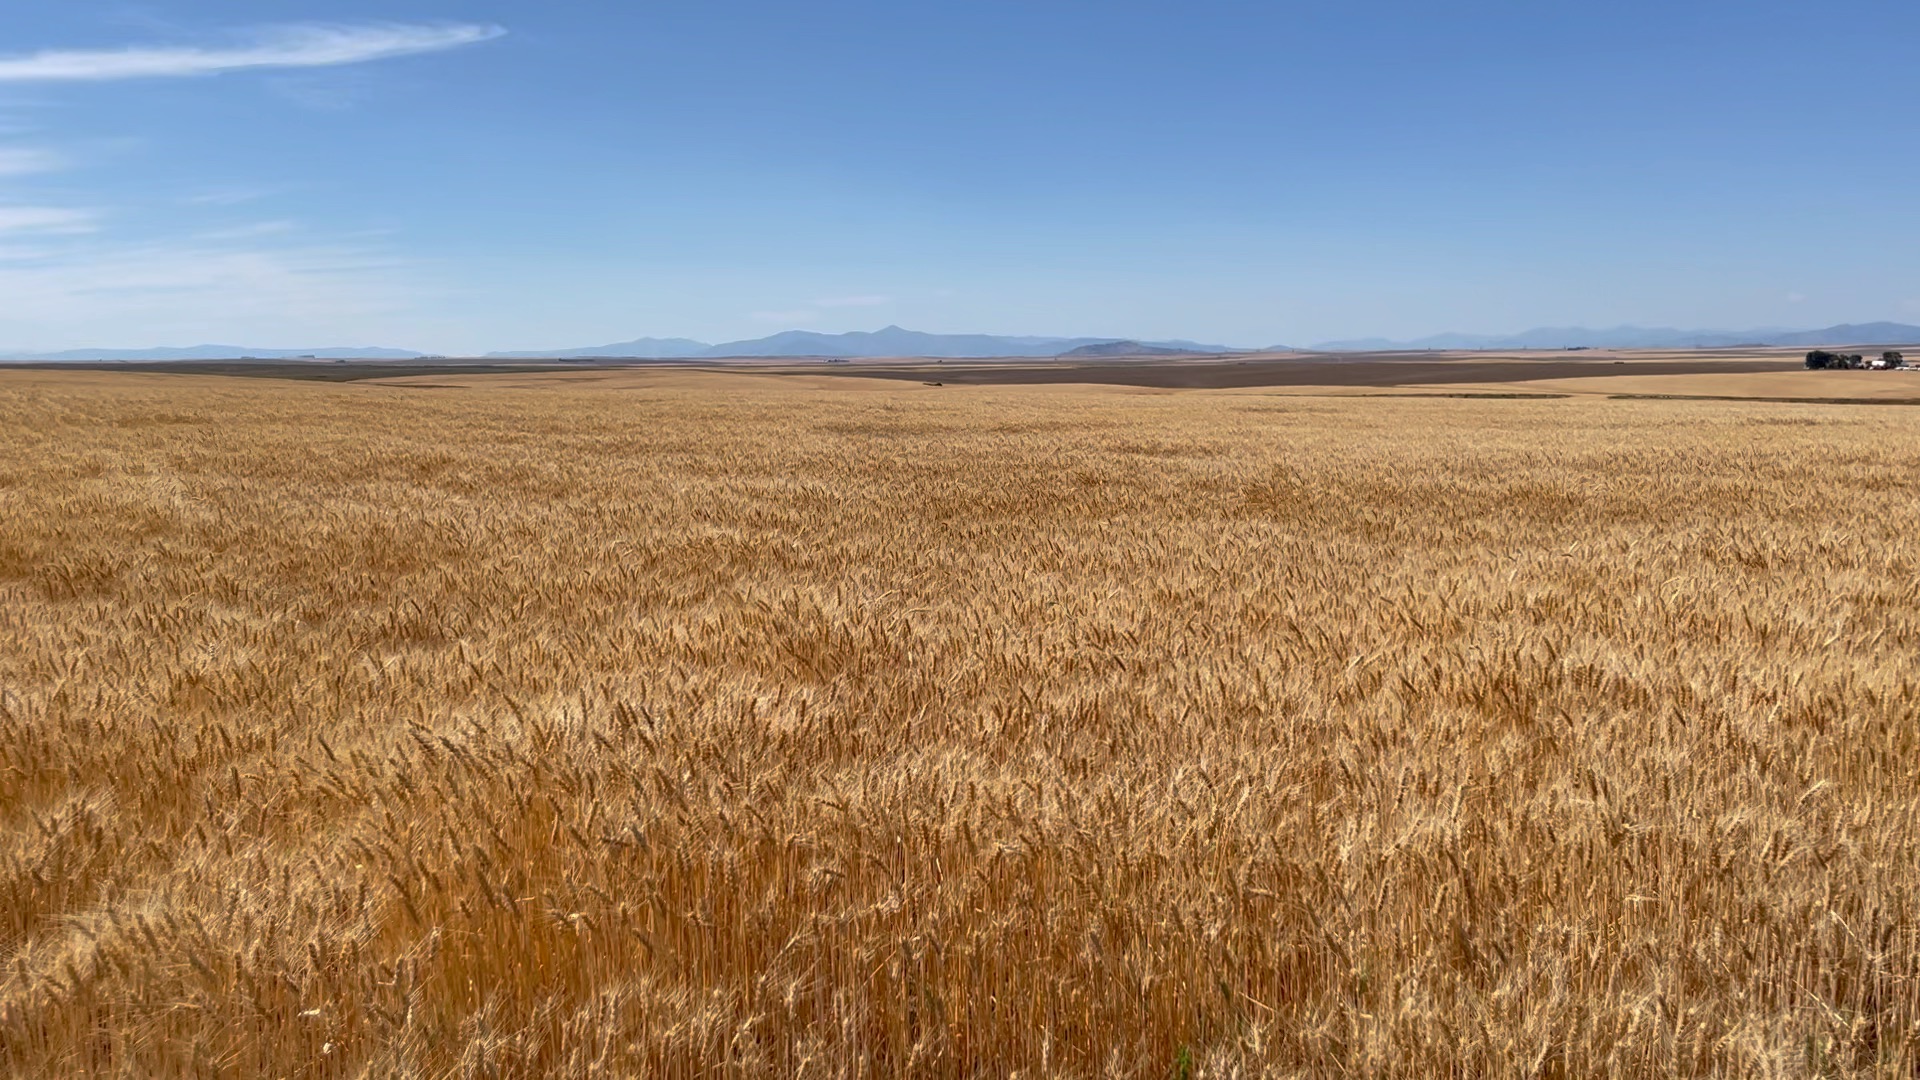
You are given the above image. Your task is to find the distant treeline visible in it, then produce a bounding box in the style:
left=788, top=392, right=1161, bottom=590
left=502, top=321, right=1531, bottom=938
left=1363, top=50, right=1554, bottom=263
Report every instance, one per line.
left=1806, top=350, right=1905, bottom=370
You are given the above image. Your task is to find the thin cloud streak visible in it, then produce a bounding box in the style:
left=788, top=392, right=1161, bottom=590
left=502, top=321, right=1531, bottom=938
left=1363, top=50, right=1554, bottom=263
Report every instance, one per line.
left=0, top=207, right=97, bottom=234
left=0, top=23, right=504, bottom=83
left=0, top=233, right=437, bottom=350
left=182, top=188, right=276, bottom=207
left=0, top=148, right=66, bottom=175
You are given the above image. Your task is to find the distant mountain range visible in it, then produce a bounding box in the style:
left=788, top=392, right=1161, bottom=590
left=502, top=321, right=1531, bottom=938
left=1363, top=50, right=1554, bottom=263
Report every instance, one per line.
left=487, top=325, right=1237, bottom=359
left=8, top=322, right=1920, bottom=363
left=0, top=345, right=424, bottom=361
left=1058, top=340, right=1195, bottom=358
left=485, top=337, right=711, bottom=359
left=1304, top=322, right=1920, bottom=351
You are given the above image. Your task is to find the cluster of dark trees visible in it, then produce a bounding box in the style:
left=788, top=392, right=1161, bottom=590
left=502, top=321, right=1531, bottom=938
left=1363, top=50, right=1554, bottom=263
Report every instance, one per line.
left=1805, top=350, right=1905, bottom=370
left=1806, top=351, right=1866, bottom=369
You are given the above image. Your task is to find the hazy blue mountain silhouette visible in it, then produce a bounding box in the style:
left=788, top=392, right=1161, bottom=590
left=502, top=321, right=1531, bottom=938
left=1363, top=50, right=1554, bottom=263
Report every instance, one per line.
left=490, top=326, right=1238, bottom=359
left=700, top=326, right=1234, bottom=358
left=1058, top=340, right=1195, bottom=358
left=17, top=321, right=1920, bottom=363
left=0, top=345, right=424, bottom=361
left=1764, top=323, right=1920, bottom=346
left=1306, top=323, right=1920, bottom=351
left=487, top=338, right=711, bottom=359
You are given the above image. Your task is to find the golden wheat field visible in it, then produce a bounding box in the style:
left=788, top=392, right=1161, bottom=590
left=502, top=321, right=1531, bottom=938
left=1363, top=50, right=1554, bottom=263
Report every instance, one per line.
left=2, top=368, right=1920, bottom=1078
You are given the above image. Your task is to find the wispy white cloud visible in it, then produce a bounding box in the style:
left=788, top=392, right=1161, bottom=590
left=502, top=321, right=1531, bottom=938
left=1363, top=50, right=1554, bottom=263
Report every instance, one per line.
left=816, top=294, right=892, bottom=308
left=0, top=23, right=503, bottom=83
left=0, top=206, right=97, bottom=234
left=182, top=187, right=276, bottom=207
left=0, top=24, right=482, bottom=351
left=0, top=232, right=438, bottom=350
left=0, top=147, right=66, bottom=176
left=196, top=221, right=300, bottom=241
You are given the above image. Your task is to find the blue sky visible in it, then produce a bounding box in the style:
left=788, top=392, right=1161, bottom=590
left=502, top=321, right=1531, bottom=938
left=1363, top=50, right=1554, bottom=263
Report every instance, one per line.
left=2, top=1, right=1917, bottom=351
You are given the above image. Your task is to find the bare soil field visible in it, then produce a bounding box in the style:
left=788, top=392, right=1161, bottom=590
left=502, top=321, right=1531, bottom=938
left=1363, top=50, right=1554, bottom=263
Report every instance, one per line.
left=795, top=350, right=1804, bottom=391
left=3, top=369, right=1920, bottom=1076
left=5, top=346, right=1816, bottom=395
left=355, top=348, right=1919, bottom=405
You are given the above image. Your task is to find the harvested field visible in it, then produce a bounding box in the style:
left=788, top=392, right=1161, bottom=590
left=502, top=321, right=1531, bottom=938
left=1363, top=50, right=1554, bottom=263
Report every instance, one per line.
left=3, top=369, right=1920, bottom=1077
left=802, top=351, right=1803, bottom=390
left=2, top=346, right=1812, bottom=392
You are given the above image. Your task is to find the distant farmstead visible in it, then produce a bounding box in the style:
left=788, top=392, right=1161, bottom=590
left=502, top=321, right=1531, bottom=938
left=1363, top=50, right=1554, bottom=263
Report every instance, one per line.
left=1805, top=349, right=1908, bottom=370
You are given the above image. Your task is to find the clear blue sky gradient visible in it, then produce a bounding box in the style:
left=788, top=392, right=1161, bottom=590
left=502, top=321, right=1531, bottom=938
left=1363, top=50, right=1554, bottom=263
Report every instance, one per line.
left=3, top=1, right=1917, bottom=351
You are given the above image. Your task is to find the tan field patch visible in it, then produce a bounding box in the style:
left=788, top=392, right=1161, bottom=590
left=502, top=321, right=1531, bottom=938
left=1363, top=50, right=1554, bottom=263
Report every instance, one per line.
left=1439, top=369, right=1920, bottom=401
left=370, top=367, right=1215, bottom=397
left=369, top=368, right=905, bottom=392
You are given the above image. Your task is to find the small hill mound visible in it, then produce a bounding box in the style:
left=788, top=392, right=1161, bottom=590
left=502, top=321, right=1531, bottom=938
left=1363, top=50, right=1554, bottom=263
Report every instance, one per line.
left=1057, top=340, right=1191, bottom=359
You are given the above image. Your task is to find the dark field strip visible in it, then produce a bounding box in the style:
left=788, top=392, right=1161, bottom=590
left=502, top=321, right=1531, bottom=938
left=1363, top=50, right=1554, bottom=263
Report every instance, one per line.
left=2, top=354, right=1802, bottom=388
left=824, top=355, right=1800, bottom=388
